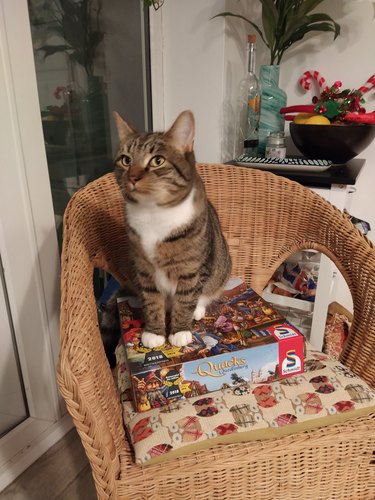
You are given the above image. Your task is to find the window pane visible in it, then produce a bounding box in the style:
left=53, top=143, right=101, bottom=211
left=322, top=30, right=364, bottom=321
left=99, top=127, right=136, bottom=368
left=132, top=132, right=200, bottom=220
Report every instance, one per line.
left=27, top=0, right=151, bottom=250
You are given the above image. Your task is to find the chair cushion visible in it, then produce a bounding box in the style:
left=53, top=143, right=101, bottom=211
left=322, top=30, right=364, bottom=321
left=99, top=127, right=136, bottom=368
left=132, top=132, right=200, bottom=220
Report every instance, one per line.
left=115, top=342, right=375, bottom=466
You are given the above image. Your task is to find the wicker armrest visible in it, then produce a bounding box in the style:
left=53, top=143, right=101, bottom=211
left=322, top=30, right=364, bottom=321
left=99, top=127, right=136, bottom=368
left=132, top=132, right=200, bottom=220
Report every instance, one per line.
left=296, top=183, right=375, bottom=386
left=57, top=176, right=131, bottom=496
left=326, top=217, right=375, bottom=386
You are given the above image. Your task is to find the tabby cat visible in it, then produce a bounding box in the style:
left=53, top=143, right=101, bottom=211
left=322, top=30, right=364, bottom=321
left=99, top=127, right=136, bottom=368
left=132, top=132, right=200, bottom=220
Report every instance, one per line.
left=113, top=110, right=231, bottom=348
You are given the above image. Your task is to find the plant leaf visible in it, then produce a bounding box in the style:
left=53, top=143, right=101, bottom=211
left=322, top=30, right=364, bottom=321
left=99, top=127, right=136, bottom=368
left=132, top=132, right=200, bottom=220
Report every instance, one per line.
left=284, top=21, right=340, bottom=51
left=307, top=13, right=341, bottom=38
left=275, top=0, right=289, bottom=40
left=61, top=3, right=86, bottom=49
left=259, top=0, right=277, bottom=50
left=278, top=12, right=340, bottom=60
left=298, top=0, right=325, bottom=16
left=212, top=12, right=268, bottom=48
left=279, top=13, right=309, bottom=48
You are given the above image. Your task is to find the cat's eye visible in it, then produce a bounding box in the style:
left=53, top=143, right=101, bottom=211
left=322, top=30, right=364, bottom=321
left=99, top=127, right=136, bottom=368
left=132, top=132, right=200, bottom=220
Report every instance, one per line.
left=121, top=155, right=131, bottom=166
left=150, top=155, right=165, bottom=167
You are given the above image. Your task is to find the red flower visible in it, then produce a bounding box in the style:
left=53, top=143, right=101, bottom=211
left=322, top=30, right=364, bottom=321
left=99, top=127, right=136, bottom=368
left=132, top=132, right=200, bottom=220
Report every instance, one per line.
left=54, top=86, right=66, bottom=100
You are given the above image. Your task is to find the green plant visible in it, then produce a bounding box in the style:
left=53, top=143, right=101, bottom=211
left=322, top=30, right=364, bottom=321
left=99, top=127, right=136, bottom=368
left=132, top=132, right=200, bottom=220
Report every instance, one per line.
left=214, top=0, right=340, bottom=65
left=29, top=0, right=103, bottom=77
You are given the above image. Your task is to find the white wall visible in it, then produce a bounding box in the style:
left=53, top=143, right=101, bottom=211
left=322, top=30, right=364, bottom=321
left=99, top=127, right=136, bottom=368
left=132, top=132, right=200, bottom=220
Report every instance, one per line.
left=155, top=0, right=375, bottom=243
left=152, top=0, right=226, bottom=162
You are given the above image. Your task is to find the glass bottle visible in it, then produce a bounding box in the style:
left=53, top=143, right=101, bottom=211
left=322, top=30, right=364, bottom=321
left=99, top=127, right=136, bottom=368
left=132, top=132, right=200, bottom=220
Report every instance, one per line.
left=233, top=35, right=261, bottom=158
left=258, top=65, right=287, bottom=156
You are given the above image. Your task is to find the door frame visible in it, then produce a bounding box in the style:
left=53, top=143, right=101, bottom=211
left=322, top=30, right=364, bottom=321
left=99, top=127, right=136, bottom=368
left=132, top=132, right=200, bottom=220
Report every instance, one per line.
left=149, top=8, right=165, bottom=131
left=0, top=0, right=71, bottom=490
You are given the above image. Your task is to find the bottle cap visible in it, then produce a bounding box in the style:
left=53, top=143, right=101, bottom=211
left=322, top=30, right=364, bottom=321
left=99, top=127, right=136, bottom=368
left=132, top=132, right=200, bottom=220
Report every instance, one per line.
left=248, top=34, right=256, bottom=44
left=266, top=132, right=285, bottom=146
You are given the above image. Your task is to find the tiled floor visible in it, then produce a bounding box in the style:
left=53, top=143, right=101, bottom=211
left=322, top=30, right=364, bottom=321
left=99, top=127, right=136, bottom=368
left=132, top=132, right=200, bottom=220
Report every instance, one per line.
left=0, top=429, right=96, bottom=500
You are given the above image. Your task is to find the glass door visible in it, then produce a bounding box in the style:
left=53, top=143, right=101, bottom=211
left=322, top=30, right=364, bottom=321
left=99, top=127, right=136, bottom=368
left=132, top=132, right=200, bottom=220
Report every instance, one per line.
left=0, top=2, right=152, bottom=485
left=27, top=0, right=152, bottom=250
left=0, top=256, right=28, bottom=437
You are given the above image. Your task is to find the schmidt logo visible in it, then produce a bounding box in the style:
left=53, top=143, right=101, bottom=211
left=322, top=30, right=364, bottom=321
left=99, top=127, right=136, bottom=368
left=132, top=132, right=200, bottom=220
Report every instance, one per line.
left=272, top=324, right=299, bottom=340
left=281, top=350, right=302, bottom=375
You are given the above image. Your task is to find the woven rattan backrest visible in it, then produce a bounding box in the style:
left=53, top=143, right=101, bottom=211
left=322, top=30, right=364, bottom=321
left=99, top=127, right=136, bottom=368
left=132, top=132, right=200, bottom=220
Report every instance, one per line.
left=60, top=164, right=375, bottom=387
left=198, top=164, right=353, bottom=290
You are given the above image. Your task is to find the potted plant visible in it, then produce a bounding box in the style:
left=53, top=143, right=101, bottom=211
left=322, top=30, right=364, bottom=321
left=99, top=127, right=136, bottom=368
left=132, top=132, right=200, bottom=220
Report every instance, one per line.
left=29, top=0, right=109, bottom=156
left=215, top=0, right=341, bottom=155
left=214, top=0, right=340, bottom=65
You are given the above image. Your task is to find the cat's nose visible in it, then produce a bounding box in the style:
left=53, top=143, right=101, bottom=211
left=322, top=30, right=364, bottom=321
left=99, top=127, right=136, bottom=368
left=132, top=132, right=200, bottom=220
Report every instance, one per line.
left=128, top=166, right=144, bottom=186
left=129, top=174, right=142, bottom=185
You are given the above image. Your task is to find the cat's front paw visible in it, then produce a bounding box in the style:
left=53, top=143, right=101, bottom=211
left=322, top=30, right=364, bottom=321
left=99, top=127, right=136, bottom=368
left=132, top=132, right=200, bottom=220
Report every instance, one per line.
left=169, top=331, right=193, bottom=347
left=142, top=331, right=166, bottom=348
left=193, top=305, right=206, bottom=321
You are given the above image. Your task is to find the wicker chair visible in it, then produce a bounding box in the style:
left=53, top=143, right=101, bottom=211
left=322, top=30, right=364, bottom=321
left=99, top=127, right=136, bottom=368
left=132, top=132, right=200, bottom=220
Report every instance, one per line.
left=57, top=163, right=375, bottom=500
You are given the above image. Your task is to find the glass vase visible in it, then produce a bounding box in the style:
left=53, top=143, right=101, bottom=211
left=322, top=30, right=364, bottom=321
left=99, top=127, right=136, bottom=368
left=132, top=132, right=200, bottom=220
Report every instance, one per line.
left=258, top=65, right=287, bottom=156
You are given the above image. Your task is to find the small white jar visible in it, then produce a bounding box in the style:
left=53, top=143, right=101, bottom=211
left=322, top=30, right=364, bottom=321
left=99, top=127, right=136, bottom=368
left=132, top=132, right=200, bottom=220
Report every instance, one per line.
left=265, top=132, right=286, bottom=159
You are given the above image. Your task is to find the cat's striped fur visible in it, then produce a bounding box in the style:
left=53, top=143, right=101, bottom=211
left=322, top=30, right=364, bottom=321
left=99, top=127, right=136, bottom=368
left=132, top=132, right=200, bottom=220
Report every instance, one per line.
left=114, top=110, right=231, bottom=348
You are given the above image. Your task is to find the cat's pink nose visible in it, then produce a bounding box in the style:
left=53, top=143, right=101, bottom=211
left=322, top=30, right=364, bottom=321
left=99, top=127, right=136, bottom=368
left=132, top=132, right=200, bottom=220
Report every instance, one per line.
left=129, top=174, right=142, bottom=185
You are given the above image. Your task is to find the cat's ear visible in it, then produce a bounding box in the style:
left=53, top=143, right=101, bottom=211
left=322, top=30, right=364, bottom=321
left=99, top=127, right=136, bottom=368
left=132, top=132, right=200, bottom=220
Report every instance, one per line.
left=113, top=111, right=137, bottom=143
left=165, top=110, right=195, bottom=153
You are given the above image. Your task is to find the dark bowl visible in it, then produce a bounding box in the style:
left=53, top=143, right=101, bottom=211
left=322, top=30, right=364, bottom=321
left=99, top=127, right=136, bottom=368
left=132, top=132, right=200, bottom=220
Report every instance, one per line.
left=289, top=122, right=375, bottom=164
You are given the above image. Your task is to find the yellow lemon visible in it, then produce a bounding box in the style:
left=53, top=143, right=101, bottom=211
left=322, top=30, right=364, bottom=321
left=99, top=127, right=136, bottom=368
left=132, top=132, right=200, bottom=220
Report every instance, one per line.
left=304, top=115, right=331, bottom=125
left=293, top=112, right=316, bottom=124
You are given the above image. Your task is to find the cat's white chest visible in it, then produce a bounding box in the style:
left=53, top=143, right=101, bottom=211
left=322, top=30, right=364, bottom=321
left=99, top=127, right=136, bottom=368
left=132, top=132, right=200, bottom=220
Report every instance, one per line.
left=126, top=188, right=196, bottom=261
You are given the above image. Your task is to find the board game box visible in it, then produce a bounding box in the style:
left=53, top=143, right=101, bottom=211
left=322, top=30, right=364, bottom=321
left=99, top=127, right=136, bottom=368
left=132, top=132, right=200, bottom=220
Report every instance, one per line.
left=118, top=282, right=305, bottom=412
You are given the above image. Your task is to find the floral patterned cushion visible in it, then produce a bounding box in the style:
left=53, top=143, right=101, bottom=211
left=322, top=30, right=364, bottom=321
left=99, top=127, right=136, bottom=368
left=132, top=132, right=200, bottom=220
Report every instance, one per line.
left=115, top=343, right=375, bottom=466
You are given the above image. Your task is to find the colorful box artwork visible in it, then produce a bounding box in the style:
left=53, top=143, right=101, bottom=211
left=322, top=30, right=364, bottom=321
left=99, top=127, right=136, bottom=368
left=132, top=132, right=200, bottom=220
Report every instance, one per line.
left=118, top=283, right=305, bottom=412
